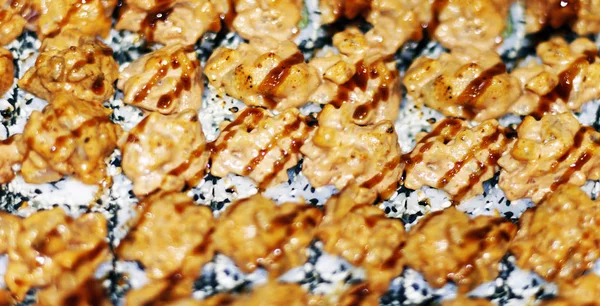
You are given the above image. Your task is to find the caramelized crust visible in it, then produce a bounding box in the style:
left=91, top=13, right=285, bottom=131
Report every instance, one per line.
left=118, top=192, right=214, bottom=280
left=209, top=107, right=313, bottom=189
left=1, top=209, right=109, bottom=302
left=119, top=110, right=210, bottom=197
left=301, top=105, right=403, bottom=205
left=510, top=37, right=600, bottom=118
left=118, top=44, right=203, bottom=115
left=511, top=184, right=600, bottom=282
left=232, top=0, right=302, bottom=41
left=317, top=185, right=406, bottom=293
left=204, top=37, right=320, bottom=111
left=18, top=29, right=118, bottom=104
left=212, top=194, right=322, bottom=276
left=403, top=118, right=512, bottom=202
left=0, top=47, right=13, bottom=96
left=309, top=29, right=402, bottom=125
left=404, top=47, right=521, bottom=121
left=403, top=207, right=516, bottom=292
left=540, top=274, right=600, bottom=305
left=116, top=0, right=228, bottom=46
left=498, top=113, right=600, bottom=203
left=525, top=0, right=600, bottom=35
left=20, top=94, right=122, bottom=185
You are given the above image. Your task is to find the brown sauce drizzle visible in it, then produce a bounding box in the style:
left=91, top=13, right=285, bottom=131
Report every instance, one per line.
left=585, top=49, right=598, bottom=64
left=352, top=70, right=395, bottom=122
left=437, top=129, right=502, bottom=188
left=457, top=62, right=506, bottom=119
left=402, top=118, right=513, bottom=202
left=167, top=144, right=207, bottom=178
left=53, top=116, right=111, bottom=153
left=133, top=49, right=195, bottom=110
left=331, top=60, right=370, bottom=108
left=91, top=76, right=105, bottom=95
left=359, top=157, right=400, bottom=192
left=545, top=0, right=580, bottom=29
left=532, top=56, right=592, bottom=119
left=257, top=52, right=305, bottom=109
left=208, top=108, right=267, bottom=157
left=260, top=132, right=309, bottom=188
left=425, top=0, right=449, bottom=36
left=402, top=118, right=463, bottom=171
left=242, top=119, right=302, bottom=176
left=141, top=6, right=174, bottom=42
left=156, top=51, right=193, bottom=111
left=550, top=126, right=594, bottom=191
left=452, top=136, right=508, bottom=202
left=344, top=283, right=372, bottom=306
left=332, top=60, right=396, bottom=122
left=46, top=0, right=84, bottom=37
left=220, top=0, right=237, bottom=29
left=332, top=0, right=373, bottom=21
left=240, top=115, right=313, bottom=189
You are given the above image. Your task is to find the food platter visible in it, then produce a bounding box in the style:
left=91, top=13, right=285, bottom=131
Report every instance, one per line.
left=1, top=0, right=600, bottom=305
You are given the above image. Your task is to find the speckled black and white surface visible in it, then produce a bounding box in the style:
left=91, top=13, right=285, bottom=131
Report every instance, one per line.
left=2, top=1, right=600, bottom=305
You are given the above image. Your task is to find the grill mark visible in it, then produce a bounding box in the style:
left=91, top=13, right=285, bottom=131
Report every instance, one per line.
left=457, top=62, right=506, bottom=119
left=257, top=52, right=305, bottom=109
left=532, top=56, right=591, bottom=119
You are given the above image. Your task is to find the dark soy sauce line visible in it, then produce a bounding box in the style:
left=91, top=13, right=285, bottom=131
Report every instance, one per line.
left=532, top=55, right=593, bottom=119
left=456, top=62, right=506, bottom=119
left=550, top=127, right=594, bottom=191
left=257, top=52, right=305, bottom=109
left=401, top=118, right=463, bottom=172
left=208, top=108, right=266, bottom=155
left=140, top=4, right=174, bottom=42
